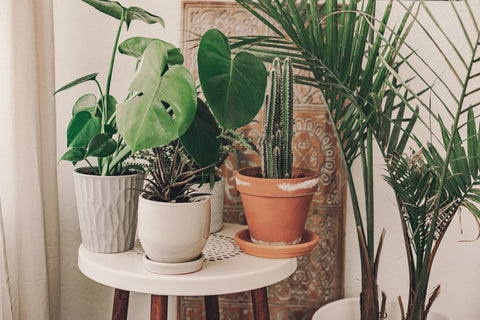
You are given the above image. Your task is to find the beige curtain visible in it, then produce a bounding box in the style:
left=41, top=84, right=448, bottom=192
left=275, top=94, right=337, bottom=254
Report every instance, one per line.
left=0, top=0, right=60, bottom=319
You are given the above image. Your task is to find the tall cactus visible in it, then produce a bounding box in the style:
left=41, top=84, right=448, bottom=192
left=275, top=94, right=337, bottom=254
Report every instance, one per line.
left=260, top=58, right=294, bottom=179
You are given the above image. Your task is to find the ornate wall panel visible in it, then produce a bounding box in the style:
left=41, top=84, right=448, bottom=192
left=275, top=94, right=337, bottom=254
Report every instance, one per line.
left=181, top=2, right=346, bottom=319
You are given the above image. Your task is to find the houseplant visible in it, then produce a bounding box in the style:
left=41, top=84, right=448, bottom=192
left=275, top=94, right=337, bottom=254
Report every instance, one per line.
left=54, top=0, right=164, bottom=253
left=138, top=141, right=212, bottom=273
left=235, top=57, right=319, bottom=246
left=116, top=29, right=268, bottom=233
left=232, top=0, right=419, bottom=318
left=373, top=1, right=480, bottom=318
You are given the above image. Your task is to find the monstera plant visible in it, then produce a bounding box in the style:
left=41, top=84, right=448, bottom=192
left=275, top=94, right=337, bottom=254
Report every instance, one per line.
left=54, top=0, right=165, bottom=254
left=116, top=28, right=268, bottom=173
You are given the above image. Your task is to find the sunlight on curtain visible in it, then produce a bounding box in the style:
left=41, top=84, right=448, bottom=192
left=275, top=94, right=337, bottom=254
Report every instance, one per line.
left=0, top=0, right=60, bottom=319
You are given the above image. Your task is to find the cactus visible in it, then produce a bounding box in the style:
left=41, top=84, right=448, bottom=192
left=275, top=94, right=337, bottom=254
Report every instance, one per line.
left=260, top=58, right=294, bottom=179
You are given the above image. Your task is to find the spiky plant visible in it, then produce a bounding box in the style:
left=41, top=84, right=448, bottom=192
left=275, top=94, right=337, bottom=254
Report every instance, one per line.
left=260, top=57, right=294, bottom=179
left=233, top=1, right=415, bottom=318
left=143, top=141, right=209, bottom=203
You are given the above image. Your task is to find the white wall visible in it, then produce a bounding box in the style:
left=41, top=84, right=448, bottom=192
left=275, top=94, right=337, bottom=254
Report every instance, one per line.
left=53, top=1, right=480, bottom=319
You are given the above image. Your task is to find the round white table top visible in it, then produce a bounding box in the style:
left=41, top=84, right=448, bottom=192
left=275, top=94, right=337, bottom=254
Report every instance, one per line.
left=78, top=223, right=297, bottom=296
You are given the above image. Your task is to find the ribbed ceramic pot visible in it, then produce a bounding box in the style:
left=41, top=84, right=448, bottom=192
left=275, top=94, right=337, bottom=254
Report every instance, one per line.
left=73, top=167, right=143, bottom=253
left=235, top=167, right=319, bottom=245
left=191, top=176, right=225, bottom=233
left=312, top=297, right=449, bottom=320
left=137, top=195, right=210, bottom=263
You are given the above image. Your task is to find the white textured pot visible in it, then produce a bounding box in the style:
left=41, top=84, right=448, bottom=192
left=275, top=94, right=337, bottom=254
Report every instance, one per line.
left=312, top=297, right=449, bottom=320
left=137, top=195, right=211, bottom=263
left=73, top=167, right=143, bottom=253
left=192, top=176, right=225, bottom=233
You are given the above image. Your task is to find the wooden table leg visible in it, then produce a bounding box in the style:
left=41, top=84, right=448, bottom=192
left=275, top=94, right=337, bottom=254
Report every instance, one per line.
left=112, top=289, right=129, bottom=320
left=151, top=295, right=168, bottom=320
left=251, top=287, right=270, bottom=320
left=204, top=295, right=220, bottom=320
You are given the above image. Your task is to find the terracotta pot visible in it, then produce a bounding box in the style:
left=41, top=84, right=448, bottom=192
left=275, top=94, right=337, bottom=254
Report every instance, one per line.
left=137, top=194, right=210, bottom=263
left=312, top=297, right=449, bottom=320
left=73, top=167, right=143, bottom=253
left=235, top=167, right=319, bottom=245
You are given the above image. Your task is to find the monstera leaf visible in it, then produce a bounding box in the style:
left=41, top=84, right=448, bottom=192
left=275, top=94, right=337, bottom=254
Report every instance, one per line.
left=82, top=0, right=164, bottom=28
left=198, top=29, right=267, bottom=130
left=119, top=37, right=183, bottom=65
left=117, top=40, right=197, bottom=152
left=180, top=99, right=221, bottom=170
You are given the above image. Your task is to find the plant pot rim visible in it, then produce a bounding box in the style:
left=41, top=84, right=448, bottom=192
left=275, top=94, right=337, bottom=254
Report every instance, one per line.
left=74, top=166, right=143, bottom=178
left=235, top=166, right=319, bottom=197
left=140, top=193, right=210, bottom=207
left=236, top=166, right=318, bottom=181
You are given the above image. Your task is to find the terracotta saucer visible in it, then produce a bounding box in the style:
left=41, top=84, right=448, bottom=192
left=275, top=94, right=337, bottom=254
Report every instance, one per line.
left=234, top=228, right=319, bottom=259
left=143, top=254, right=204, bottom=275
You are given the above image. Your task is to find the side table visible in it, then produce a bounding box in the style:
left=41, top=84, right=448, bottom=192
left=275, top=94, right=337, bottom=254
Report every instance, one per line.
left=78, top=223, right=298, bottom=320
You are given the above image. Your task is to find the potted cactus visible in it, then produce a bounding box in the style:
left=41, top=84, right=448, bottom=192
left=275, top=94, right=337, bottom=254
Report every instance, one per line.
left=235, top=58, right=319, bottom=246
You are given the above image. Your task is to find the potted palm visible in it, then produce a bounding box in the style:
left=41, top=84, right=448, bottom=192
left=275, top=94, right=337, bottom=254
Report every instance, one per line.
left=54, top=0, right=163, bottom=253
left=233, top=0, right=414, bottom=317
left=235, top=58, right=319, bottom=248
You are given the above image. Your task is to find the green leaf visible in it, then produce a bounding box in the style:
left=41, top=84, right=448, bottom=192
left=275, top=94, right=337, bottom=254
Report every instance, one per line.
left=198, top=29, right=267, bottom=130
left=180, top=99, right=221, bottom=170
left=82, top=0, right=164, bottom=28
left=117, top=40, right=197, bottom=152
left=86, top=133, right=117, bottom=157
left=73, top=94, right=97, bottom=116
left=82, top=0, right=124, bottom=20
left=67, top=111, right=101, bottom=148
left=125, top=7, right=165, bottom=28
left=54, top=73, right=98, bottom=95
left=119, top=37, right=183, bottom=65
left=60, top=148, right=87, bottom=163
left=97, top=95, right=117, bottom=126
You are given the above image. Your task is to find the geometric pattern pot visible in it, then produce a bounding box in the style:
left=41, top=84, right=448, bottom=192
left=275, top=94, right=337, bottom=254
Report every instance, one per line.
left=73, top=167, right=143, bottom=253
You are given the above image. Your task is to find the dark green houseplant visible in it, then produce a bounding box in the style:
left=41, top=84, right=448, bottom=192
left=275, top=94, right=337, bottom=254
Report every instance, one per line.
left=54, top=0, right=164, bottom=253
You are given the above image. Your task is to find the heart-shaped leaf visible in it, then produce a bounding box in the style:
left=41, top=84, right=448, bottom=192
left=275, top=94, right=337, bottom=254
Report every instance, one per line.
left=180, top=99, right=221, bottom=169
left=54, top=73, right=98, bottom=95
left=86, top=133, right=117, bottom=157
left=67, top=111, right=101, bottom=148
left=119, top=37, right=183, bottom=65
left=82, top=1, right=164, bottom=29
left=60, top=148, right=87, bottom=164
left=117, top=41, right=197, bottom=152
left=198, top=29, right=267, bottom=130
left=73, top=94, right=97, bottom=116
left=125, top=7, right=165, bottom=28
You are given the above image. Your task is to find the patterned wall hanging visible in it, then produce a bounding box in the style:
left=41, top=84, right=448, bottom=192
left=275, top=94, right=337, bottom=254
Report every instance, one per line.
left=180, top=2, right=346, bottom=319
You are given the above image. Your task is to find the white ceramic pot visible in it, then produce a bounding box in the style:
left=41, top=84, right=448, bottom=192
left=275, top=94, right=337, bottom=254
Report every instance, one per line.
left=137, top=195, right=211, bottom=263
left=73, top=167, right=143, bottom=253
left=312, top=297, right=449, bottom=320
left=192, top=176, right=225, bottom=233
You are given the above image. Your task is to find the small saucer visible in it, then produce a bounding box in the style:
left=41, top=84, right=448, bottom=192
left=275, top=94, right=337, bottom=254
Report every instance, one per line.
left=143, top=254, right=204, bottom=275
left=234, top=229, right=319, bottom=259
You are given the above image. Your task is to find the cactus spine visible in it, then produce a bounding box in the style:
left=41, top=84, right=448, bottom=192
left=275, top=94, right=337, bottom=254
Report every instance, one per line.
left=260, top=57, right=294, bottom=179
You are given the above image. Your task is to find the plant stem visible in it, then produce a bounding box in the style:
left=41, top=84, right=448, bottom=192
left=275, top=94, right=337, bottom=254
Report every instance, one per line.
left=103, top=9, right=126, bottom=132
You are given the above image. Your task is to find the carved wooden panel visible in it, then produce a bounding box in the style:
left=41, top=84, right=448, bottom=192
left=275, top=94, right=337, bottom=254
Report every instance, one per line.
left=181, top=2, right=346, bottom=319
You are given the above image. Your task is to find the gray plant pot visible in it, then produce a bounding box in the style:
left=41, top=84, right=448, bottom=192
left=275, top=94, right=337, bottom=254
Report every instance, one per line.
left=73, top=167, right=144, bottom=253
left=192, top=175, right=225, bottom=233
